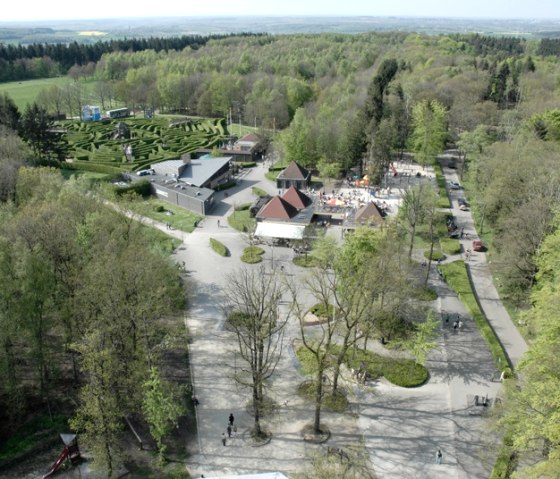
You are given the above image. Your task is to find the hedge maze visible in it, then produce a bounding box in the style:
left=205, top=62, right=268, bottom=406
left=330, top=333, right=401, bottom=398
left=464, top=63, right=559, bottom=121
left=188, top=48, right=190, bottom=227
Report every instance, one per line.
left=62, top=117, right=229, bottom=175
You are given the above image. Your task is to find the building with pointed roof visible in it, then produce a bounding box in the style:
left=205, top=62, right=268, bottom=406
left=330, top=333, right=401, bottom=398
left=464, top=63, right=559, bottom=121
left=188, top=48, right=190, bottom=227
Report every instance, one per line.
left=276, top=161, right=311, bottom=190
left=254, top=186, right=315, bottom=240
left=256, top=196, right=299, bottom=221
left=355, top=202, right=385, bottom=226
left=281, top=186, right=312, bottom=209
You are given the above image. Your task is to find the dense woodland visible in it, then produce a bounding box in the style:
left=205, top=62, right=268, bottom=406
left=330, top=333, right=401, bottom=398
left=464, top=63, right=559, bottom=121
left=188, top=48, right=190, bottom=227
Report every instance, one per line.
left=1, top=30, right=560, bottom=477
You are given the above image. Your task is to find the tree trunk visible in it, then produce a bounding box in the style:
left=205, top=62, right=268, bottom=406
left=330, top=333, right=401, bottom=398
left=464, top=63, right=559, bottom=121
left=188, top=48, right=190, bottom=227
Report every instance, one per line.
left=408, top=222, right=416, bottom=259
left=332, top=330, right=352, bottom=393
left=314, top=370, right=323, bottom=434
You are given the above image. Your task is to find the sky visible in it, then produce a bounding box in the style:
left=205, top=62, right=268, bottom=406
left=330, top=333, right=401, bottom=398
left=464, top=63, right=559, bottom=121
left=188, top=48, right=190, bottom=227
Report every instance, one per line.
left=2, top=0, right=560, bottom=22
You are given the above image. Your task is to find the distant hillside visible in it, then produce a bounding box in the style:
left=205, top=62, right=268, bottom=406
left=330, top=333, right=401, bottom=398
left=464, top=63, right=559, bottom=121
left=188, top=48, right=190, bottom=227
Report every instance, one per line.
left=1, top=16, right=560, bottom=44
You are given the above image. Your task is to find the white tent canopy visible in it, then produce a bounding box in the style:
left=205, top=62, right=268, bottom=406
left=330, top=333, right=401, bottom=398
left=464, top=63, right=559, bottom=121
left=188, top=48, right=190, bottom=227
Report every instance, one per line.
left=254, top=222, right=305, bottom=240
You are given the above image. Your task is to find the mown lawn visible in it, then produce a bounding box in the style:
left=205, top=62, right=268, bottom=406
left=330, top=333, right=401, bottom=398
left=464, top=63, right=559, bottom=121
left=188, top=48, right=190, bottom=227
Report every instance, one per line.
left=0, top=77, right=85, bottom=111
left=125, top=198, right=202, bottom=233
left=228, top=209, right=256, bottom=232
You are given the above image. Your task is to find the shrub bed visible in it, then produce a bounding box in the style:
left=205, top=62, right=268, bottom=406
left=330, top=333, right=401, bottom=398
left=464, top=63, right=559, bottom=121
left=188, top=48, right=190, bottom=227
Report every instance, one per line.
left=295, top=344, right=429, bottom=389
left=209, top=238, right=230, bottom=257
left=293, top=255, right=319, bottom=268
left=440, top=238, right=462, bottom=255
left=424, top=250, right=444, bottom=261
left=241, top=246, right=265, bottom=264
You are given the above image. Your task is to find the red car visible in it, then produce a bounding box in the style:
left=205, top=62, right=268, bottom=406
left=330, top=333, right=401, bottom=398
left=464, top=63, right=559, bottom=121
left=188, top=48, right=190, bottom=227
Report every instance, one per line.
left=472, top=240, right=485, bottom=252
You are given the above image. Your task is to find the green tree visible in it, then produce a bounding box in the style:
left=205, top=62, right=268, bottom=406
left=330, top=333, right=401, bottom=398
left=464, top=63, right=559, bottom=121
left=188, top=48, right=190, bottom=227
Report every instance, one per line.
left=280, top=108, right=318, bottom=168
left=20, top=103, right=65, bottom=161
left=143, top=367, right=184, bottom=464
left=409, top=99, right=447, bottom=166
left=400, top=183, right=433, bottom=259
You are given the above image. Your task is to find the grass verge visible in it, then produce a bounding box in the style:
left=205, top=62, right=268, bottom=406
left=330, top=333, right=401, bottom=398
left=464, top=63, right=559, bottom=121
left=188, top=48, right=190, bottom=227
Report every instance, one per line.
left=228, top=210, right=255, bottom=232
left=439, top=260, right=509, bottom=370
left=124, top=198, right=201, bottom=233
left=0, top=415, right=68, bottom=462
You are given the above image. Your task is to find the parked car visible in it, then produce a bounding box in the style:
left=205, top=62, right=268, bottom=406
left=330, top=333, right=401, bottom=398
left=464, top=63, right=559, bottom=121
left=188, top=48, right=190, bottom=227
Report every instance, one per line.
left=449, top=181, right=461, bottom=190
left=472, top=240, right=485, bottom=252
left=459, top=204, right=469, bottom=211
left=457, top=198, right=467, bottom=206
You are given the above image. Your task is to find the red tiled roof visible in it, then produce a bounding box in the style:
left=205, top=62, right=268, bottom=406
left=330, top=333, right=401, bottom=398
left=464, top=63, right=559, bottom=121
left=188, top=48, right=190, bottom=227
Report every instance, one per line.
left=239, top=133, right=260, bottom=143
left=282, top=186, right=312, bottom=209
left=355, top=202, right=384, bottom=225
left=256, top=196, right=299, bottom=220
left=278, top=161, right=310, bottom=180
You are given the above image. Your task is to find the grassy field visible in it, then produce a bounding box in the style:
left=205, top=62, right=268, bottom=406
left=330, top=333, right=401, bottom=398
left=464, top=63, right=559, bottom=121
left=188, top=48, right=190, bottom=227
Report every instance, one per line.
left=0, top=77, right=70, bottom=110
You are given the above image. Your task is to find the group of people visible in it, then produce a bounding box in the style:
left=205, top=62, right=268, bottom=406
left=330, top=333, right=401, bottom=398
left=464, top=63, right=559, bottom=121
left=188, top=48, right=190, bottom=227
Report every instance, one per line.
left=221, top=413, right=235, bottom=446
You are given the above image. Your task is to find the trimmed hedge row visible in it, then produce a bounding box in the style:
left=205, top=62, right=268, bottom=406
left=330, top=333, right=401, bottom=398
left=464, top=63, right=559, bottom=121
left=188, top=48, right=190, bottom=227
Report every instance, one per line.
left=209, top=238, right=229, bottom=257
left=62, top=117, right=228, bottom=174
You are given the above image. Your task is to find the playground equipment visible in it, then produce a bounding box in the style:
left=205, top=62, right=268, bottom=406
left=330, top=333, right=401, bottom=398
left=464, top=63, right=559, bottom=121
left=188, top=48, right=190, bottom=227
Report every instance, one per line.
left=42, top=434, right=81, bottom=479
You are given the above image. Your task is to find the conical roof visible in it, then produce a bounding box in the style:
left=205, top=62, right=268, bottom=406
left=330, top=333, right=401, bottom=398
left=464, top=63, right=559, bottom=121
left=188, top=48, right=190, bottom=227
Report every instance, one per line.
left=282, top=186, right=312, bottom=209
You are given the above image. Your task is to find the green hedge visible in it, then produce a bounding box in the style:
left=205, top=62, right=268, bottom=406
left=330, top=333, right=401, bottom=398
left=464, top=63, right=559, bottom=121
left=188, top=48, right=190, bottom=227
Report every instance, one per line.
left=234, top=202, right=252, bottom=211
left=115, top=180, right=151, bottom=198
left=439, top=261, right=509, bottom=370
left=214, top=180, right=237, bottom=191
left=209, top=238, right=229, bottom=257
left=235, top=161, right=257, bottom=168
left=434, top=162, right=451, bottom=208
left=251, top=186, right=270, bottom=198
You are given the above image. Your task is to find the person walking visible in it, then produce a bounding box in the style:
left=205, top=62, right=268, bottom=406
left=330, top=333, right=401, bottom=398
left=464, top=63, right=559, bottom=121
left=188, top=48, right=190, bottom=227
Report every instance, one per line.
left=229, top=413, right=234, bottom=426
left=221, top=433, right=227, bottom=446
left=227, top=424, right=232, bottom=438
left=436, top=448, right=443, bottom=464
left=217, top=219, right=220, bottom=228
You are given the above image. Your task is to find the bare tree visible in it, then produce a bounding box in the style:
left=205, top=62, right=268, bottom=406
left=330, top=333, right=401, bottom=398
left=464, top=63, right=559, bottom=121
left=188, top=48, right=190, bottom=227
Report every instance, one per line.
left=400, top=183, right=431, bottom=259
left=223, top=265, right=288, bottom=439
left=289, top=261, right=339, bottom=435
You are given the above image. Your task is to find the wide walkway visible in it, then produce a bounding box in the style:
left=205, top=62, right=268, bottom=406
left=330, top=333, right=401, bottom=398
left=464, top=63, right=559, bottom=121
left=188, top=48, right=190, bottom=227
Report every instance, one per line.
left=114, top=159, right=519, bottom=478
left=439, top=153, right=528, bottom=367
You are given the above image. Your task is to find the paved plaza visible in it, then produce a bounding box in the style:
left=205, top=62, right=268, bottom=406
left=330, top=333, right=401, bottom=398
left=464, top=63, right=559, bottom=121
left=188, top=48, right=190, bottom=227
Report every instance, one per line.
left=155, top=157, right=523, bottom=478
